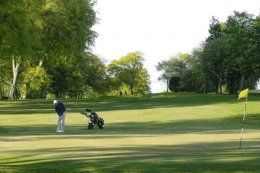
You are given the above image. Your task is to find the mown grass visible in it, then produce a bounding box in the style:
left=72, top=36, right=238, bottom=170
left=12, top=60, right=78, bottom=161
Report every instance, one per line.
left=0, top=93, right=260, bottom=173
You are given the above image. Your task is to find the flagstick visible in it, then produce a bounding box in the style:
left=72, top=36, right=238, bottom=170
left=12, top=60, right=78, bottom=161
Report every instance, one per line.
left=239, top=128, right=244, bottom=149
left=240, top=97, right=248, bottom=149
left=242, top=97, right=248, bottom=121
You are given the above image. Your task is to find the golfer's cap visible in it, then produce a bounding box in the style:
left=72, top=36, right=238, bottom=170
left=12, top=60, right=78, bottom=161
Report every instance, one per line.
left=53, top=100, right=58, bottom=104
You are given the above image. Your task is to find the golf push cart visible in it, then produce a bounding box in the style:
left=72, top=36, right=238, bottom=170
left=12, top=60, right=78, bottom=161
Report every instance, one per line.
left=81, top=109, right=104, bottom=129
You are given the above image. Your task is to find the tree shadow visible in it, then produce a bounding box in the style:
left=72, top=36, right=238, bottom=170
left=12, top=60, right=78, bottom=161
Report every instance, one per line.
left=1, top=113, right=260, bottom=172
left=1, top=93, right=255, bottom=115
left=1, top=141, right=260, bottom=172
left=0, top=113, right=259, bottom=137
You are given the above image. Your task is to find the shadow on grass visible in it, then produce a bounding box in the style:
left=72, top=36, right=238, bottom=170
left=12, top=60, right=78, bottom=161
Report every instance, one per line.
left=1, top=141, right=260, bottom=172
left=1, top=113, right=259, bottom=137
left=1, top=94, right=260, bottom=172
left=1, top=93, right=256, bottom=115
left=1, top=112, right=260, bottom=172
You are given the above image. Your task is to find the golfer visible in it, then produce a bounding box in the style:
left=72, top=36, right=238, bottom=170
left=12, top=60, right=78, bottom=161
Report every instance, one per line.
left=53, top=100, right=66, bottom=133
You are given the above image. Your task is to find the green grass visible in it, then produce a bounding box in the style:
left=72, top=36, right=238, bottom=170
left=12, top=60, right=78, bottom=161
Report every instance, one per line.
left=0, top=93, right=260, bottom=173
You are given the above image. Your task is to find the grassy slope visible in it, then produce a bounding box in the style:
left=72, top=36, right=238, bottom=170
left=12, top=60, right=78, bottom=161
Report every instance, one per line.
left=0, top=93, right=260, bottom=173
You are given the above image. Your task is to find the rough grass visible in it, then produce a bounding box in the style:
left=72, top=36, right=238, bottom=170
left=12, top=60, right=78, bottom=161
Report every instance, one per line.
left=0, top=93, right=260, bottom=173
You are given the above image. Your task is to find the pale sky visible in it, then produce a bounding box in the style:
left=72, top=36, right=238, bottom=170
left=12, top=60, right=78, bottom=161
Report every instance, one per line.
left=92, top=0, right=260, bottom=93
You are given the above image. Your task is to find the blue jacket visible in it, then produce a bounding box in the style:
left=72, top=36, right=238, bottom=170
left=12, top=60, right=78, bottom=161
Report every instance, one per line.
left=55, top=102, right=66, bottom=116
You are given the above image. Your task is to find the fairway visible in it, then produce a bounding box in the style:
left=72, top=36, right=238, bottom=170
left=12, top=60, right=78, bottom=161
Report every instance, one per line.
left=1, top=93, right=260, bottom=173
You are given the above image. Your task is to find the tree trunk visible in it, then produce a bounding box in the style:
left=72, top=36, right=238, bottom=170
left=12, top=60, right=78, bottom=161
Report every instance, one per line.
left=9, top=58, right=21, bottom=99
left=0, top=85, right=2, bottom=99
left=218, top=77, right=223, bottom=94
left=130, top=85, right=134, bottom=95
left=215, top=82, right=218, bottom=94
left=39, top=59, right=43, bottom=67
left=203, top=77, right=207, bottom=93
left=166, top=77, right=169, bottom=93
left=20, top=84, right=27, bottom=99
left=240, top=73, right=245, bottom=91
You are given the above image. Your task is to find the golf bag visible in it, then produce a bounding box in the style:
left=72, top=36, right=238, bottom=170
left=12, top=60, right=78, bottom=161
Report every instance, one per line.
left=81, top=109, right=104, bottom=129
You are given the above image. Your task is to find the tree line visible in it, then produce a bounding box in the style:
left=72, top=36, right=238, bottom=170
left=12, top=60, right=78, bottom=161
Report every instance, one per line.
left=157, top=11, right=260, bottom=94
left=1, top=3, right=259, bottom=99
left=0, top=0, right=150, bottom=99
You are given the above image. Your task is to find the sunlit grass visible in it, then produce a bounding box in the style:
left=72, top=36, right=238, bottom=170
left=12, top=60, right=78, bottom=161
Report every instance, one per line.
left=0, top=93, right=260, bottom=172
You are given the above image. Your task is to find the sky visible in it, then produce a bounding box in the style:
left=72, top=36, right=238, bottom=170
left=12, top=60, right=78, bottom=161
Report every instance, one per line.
left=92, top=0, right=260, bottom=93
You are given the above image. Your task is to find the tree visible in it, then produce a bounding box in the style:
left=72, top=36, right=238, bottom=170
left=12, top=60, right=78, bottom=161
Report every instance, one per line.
left=199, top=12, right=259, bottom=94
left=0, top=0, right=98, bottom=99
left=156, top=60, right=174, bottom=92
left=169, top=76, right=180, bottom=92
left=189, top=47, right=209, bottom=93
left=224, top=11, right=255, bottom=93
left=20, top=66, right=51, bottom=99
left=107, top=52, right=150, bottom=95
left=156, top=54, right=190, bottom=92
left=202, top=17, right=226, bottom=94
left=41, top=0, right=97, bottom=62
left=0, top=0, right=37, bottom=99
left=249, top=15, right=260, bottom=81
left=0, top=58, right=10, bottom=98
left=201, top=38, right=227, bottom=94
left=80, top=53, right=109, bottom=96
left=207, top=16, right=224, bottom=41
left=41, top=0, right=97, bottom=98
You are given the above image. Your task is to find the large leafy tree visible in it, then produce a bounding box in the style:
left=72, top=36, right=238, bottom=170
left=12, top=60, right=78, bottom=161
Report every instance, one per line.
left=189, top=47, right=210, bottom=93
left=0, top=0, right=97, bottom=99
left=207, top=16, right=224, bottom=41
left=156, top=60, right=174, bottom=92
left=156, top=54, right=190, bottom=92
left=20, top=66, right=51, bottom=99
left=199, top=12, right=259, bottom=94
left=58, top=53, right=110, bottom=98
left=42, top=0, right=97, bottom=98
left=0, top=0, right=38, bottom=99
left=47, top=52, right=108, bottom=98
left=41, top=0, right=96, bottom=62
left=202, top=17, right=226, bottom=94
left=202, top=38, right=227, bottom=94
left=81, top=53, right=109, bottom=94
left=0, top=58, right=11, bottom=98
left=224, top=11, right=256, bottom=93
left=250, top=15, right=260, bottom=80
left=107, top=52, right=150, bottom=95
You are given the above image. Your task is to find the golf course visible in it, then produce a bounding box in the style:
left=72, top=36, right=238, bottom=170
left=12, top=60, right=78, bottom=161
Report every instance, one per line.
left=1, top=93, right=260, bottom=172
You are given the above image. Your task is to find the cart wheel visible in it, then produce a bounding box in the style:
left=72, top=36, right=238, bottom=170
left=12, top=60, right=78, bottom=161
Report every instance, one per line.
left=88, top=123, right=94, bottom=129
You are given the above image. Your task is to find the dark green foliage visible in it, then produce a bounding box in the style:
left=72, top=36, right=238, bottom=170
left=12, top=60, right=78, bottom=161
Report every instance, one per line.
left=81, top=53, right=109, bottom=94
left=157, top=11, right=260, bottom=94
left=107, top=52, right=150, bottom=95
left=20, top=66, right=51, bottom=99
left=169, top=76, right=180, bottom=92
left=223, top=11, right=257, bottom=93
left=49, top=66, right=70, bottom=98
left=0, top=0, right=98, bottom=99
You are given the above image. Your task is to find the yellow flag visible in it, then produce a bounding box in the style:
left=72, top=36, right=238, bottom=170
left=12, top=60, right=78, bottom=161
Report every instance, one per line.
left=238, top=88, right=249, bottom=100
